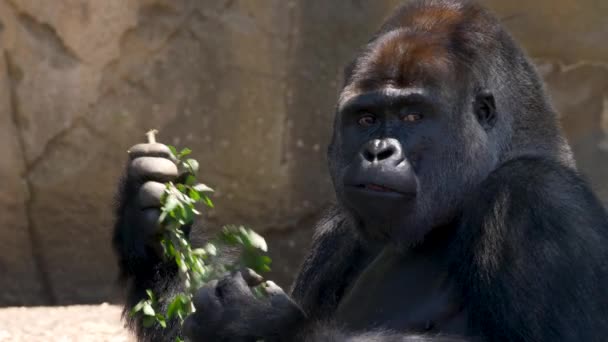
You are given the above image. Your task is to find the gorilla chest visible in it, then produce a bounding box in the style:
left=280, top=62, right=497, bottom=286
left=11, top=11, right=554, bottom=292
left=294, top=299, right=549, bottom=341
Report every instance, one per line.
left=334, top=247, right=467, bottom=335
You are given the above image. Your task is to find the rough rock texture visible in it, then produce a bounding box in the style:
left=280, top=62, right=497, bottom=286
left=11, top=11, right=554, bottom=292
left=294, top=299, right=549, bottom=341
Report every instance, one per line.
left=0, top=0, right=606, bottom=305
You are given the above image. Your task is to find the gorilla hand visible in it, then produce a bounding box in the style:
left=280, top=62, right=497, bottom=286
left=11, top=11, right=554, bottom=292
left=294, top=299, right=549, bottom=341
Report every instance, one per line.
left=117, top=142, right=179, bottom=258
left=183, top=270, right=307, bottom=342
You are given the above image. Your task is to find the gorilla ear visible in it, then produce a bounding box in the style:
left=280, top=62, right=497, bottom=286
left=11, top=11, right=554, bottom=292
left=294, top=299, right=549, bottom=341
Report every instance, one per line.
left=474, top=91, right=497, bottom=130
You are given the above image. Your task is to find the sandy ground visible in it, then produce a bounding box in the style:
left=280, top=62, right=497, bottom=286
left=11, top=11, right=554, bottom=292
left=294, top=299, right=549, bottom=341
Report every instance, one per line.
left=0, top=304, right=133, bottom=342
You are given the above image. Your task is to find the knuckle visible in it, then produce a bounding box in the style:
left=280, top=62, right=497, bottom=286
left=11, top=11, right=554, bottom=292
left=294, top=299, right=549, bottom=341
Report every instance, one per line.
left=240, top=268, right=264, bottom=287
left=128, top=143, right=174, bottom=160
left=265, top=280, right=282, bottom=291
left=129, top=157, right=178, bottom=182
left=232, top=271, right=248, bottom=286
left=264, top=281, right=286, bottom=297
left=217, top=275, right=245, bottom=299
left=193, top=283, right=220, bottom=310
left=216, top=276, right=233, bottom=294
left=137, top=181, right=166, bottom=209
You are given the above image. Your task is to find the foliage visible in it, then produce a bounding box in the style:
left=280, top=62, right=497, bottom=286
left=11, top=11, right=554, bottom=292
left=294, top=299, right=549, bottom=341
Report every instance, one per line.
left=130, top=135, right=271, bottom=340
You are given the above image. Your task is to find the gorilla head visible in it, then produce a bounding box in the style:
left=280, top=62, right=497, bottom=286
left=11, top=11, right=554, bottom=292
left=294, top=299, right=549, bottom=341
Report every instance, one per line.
left=327, top=0, right=572, bottom=245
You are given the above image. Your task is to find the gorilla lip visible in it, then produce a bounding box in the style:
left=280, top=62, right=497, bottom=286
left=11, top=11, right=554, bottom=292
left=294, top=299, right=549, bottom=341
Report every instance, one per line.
left=351, top=183, right=413, bottom=197
left=364, top=183, right=396, bottom=192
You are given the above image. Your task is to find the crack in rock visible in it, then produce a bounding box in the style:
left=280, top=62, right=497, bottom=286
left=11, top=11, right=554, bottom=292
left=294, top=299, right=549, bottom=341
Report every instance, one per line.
left=4, top=51, right=56, bottom=305
left=14, top=11, right=81, bottom=69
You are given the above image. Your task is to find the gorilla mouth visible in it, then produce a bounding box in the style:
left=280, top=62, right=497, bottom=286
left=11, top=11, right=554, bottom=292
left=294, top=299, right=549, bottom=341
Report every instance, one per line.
left=354, top=183, right=411, bottom=196
left=361, top=183, right=396, bottom=192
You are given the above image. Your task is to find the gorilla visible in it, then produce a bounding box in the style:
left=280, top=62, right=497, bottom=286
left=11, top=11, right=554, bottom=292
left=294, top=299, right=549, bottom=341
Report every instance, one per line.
left=113, top=0, right=608, bottom=341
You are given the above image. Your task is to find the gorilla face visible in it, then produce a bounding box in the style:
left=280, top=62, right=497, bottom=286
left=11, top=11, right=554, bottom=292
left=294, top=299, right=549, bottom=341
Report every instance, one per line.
left=328, top=31, right=499, bottom=244
left=331, top=86, right=457, bottom=243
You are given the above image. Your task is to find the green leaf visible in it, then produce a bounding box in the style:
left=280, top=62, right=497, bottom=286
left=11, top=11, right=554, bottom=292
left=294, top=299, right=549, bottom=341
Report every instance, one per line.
left=142, top=315, right=156, bottom=328
left=251, top=285, right=266, bottom=299
left=185, top=175, right=197, bottom=186
left=166, top=297, right=183, bottom=320
left=158, top=211, right=168, bottom=224
left=188, top=188, right=201, bottom=201
left=260, top=255, right=272, bottom=265
left=192, top=248, right=207, bottom=256
left=219, top=226, right=241, bottom=245
left=258, top=263, right=271, bottom=273
left=204, top=243, right=217, bottom=256
left=202, top=195, right=214, bottom=208
left=179, top=148, right=192, bottom=158
left=185, top=158, right=199, bottom=173
left=178, top=294, right=190, bottom=304
left=156, top=314, right=167, bottom=328
left=164, top=194, right=179, bottom=213
left=142, top=302, right=155, bottom=316
left=146, top=289, right=156, bottom=302
left=178, top=204, right=187, bottom=221
left=167, top=241, right=176, bottom=257
left=168, top=145, right=178, bottom=159
left=178, top=258, right=188, bottom=273
left=129, top=300, right=146, bottom=316
left=193, top=184, right=214, bottom=193
left=240, top=227, right=268, bottom=252
left=182, top=205, right=195, bottom=225
left=241, top=251, right=272, bottom=274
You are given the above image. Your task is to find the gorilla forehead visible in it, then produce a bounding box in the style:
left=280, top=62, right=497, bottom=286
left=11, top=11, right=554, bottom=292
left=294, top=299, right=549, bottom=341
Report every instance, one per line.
left=349, top=29, right=455, bottom=92
left=341, top=1, right=497, bottom=103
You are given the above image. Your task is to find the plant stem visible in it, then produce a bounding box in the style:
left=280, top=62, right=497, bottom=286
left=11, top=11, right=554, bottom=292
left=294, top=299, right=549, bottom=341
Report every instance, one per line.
left=146, top=129, right=159, bottom=144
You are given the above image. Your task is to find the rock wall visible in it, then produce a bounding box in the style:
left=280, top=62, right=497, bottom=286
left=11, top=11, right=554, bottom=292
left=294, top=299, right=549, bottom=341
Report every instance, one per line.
left=0, top=0, right=606, bottom=305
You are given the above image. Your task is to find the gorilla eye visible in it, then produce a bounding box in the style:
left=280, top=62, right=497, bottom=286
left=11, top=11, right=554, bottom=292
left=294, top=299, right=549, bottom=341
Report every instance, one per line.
left=358, top=114, right=377, bottom=127
left=402, top=113, right=422, bottom=123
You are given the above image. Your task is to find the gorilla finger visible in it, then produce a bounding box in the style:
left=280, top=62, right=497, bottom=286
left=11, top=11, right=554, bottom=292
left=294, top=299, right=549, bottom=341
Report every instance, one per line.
left=137, top=181, right=166, bottom=209
left=240, top=267, right=264, bottom=287
left=263, top=281, right=295, bottom=308
left=129, top=157, right=178, bottom=182
left=192, top=282, right=223, bottom=316
left=128, top=143, right=176, bottom=161
left=263, top=281, right=287, bottom=297
left=217, top=272, right=252, bottom=299
left=139, top=208, right=162, bottom=236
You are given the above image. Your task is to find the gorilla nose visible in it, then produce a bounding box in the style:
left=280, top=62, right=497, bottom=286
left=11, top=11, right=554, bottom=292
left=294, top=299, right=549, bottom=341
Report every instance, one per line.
left=361, top=138, right=403, bottom=163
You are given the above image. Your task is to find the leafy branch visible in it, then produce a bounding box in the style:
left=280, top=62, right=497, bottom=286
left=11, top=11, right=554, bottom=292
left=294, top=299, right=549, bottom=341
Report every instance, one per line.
left=130, top=130, right=271, bottom=341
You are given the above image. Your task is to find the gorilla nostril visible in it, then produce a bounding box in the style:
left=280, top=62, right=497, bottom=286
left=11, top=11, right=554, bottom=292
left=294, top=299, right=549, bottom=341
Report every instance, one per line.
left=377, top=147, right=395, bottom=161
left=361, top=139, right=401, bottom=162
left=363, top=149, right=375, bottom=162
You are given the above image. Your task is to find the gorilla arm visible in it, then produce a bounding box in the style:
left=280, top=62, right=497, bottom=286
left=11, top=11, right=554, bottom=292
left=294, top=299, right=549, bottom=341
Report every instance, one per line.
left=113, top=143, right=190, bottom=341
left=453, top=157, right=608, bottom=341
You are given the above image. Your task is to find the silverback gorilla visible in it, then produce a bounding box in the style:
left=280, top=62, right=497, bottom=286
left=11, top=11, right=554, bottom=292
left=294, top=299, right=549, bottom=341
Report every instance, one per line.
left=113, top=0, right=608, bottom=341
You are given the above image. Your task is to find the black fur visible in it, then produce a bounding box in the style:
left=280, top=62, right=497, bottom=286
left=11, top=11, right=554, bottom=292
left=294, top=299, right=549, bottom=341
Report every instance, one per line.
left=114, top=0, right=608, bottom=341
left=113, top=173, right=186, bottom=341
